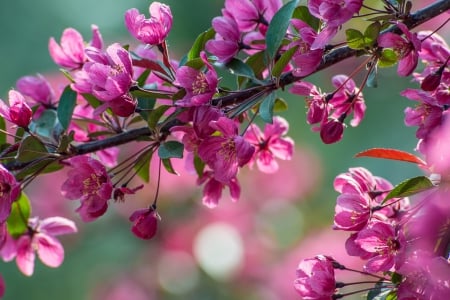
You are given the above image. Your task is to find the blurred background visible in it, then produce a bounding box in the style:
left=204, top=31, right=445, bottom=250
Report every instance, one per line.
left=0, top=0, right=446, bottom=299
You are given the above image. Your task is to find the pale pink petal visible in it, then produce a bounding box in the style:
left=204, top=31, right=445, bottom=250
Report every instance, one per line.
left=39, top=217, right=77, bottom=236
left=35, top=234, right=64, bottom=268
left=16, top=236, right=35, bottom=276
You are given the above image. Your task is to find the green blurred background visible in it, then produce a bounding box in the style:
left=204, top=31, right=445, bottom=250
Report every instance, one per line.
left=0, top=0, right=441, bottom=299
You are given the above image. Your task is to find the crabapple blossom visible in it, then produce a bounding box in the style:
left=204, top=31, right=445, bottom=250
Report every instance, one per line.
left=320, top=118, right=344, bottom=144
left=294, top=255, right=336, bottom=299
left=61, top=156, right=113, bottom=222
left=129, top=207, right=159, bottom=240
left=0, top=165, right=20, bottom=223
left=0, top=90, right=33, bottom=129
left=124, top=2, right=173, bottom=46
left=48, top=25, right=103, bottom=69
left=197, top=170, right=241, bottom=208
left=244, top=116, right=294, bottom=173
left=205, top=16, right=241, bottom=63
left=16, top=74, right=55, bottom=107
left=13, top=216, right=77, bottom=276
left=290, top=81, right=328, bottom=126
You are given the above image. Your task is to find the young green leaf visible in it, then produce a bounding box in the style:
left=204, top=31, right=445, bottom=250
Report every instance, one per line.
left=57, top=85, right=77, bottom=130
left=346, top=29, right=366, bottom=50
left=272, top=45, right=299, bottom=79
left=7, top=192, right=31, bottom=238
left=161, top=158, right=178, bottom=175
left=292, top=6, right=320, bottom=31
left=187, top=28, right=216, bottom=61
left=364, top=22, right=381, bottom=46
left=134, top=150, right=153, bottom=183
left=259, top=92, right=276, bottom=123
left=378, top=49, right=398, bottom=67
left=194, top=154, right=205, bottom=178
left=158, top=141, right=184, bottom=159
left=266, top=0, right=299, bottom=59
left=382, top=176, right=435, bottom=204
left=148, top=105, right=171, bottom=129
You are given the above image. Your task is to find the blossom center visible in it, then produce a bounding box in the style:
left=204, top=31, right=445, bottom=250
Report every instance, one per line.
left=192, top=73, right=208, bottom=95
left=0, top=182, right=11, bottom=197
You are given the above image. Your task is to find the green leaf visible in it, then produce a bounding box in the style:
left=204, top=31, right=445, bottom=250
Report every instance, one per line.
left=259, top=92, right=276, bottom=123
left=364, top=22, right=381, bottom=46
left=245, top=51, right=267, bottom=79
left=193, top=154, right=205, bottom=178
left=0, top=116, right=6, bottom=145
left=346, top=29, right=366, bottom=50
left=187, top=28, right=216, bottom=61
left=130, top=87, right=173, bottom=99
left=367, top=66, right=378, bottom=88
left=57, top=131, right=75, bottom=154
left=272, top=45, right=299, bottom=79
left=382, top=176, right=435, bottom=204
left=378, top=48, right=398, bottom=67
left=266, top=0, right=299, bottom=59
left=16, top=136, right=48, bottom=162
left=57, top=85, right=77, bottom=130
left=367, top=281, right=395, bottom=300
left=158, top=141, right=184, bottom=159
left=161, top=158, right=178, bottom=175
left=136, top=69, right=151, bottom=87
left=137, top=97, right=156, bottom=121
left=29, top=109, right=59, bottom=139
left=7, top=192, right=31, bottom=238
left=82, top=93, right=101, bottom=108
left=134, top=150, right=153, bottom=183
left=223, top=58, right=256, bottom=79
left=292, top=6, right=320, bottom=31
left=273, top=97, right=288, bottom=112
left=148, top=105, right=171, bottom=129
left=15, top=158, right=63, bottom=181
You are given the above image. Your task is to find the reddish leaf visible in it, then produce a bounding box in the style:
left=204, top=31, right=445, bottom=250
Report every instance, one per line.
left=355, top=148, right=425, bottom=165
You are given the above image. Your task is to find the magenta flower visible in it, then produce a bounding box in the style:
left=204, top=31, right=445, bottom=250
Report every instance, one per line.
left=244, top=116, right=294, bottom=173
left=320, top=118, right=344, bottom=144
left=129, top=207, right=159, bottom=240
left=198, top=116, right=254, bottom=183
left=355, top=221, right=404, bottom=273
left=49, top=25, right=103, bottom=69
left=197, top=170, right=241, bottom=208
left=16, top=74, right=55, bottom=107
left=334, top=188, right=371, bottom=231
left=294, top=255, right=336, bottom=300
left=205, top=16, right=241, bottom=63
left=71, top=43, right=134, bottom=102
left=61, top=156, right=113, bottom=222
left=125, top=2, right=173, bottom=45
left=290, top=81, right=328, bottom=126
left=175, top=52, right=218, bottom=107
left=14, top=216, right=77, bottom=276
left=378, top=22, right=421, bottom=77
left=0, top=165, right=20, bottom=223
left=0, top=90, right=33, bottom=129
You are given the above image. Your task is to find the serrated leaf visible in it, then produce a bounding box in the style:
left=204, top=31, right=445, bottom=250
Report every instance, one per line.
left=187, top=28, right=216, bottom=61
left=158, top=141, right=184, bottom=159
left=16, top=136, right=48, bottom=162
left=346, top=29, right=366, bottom=50
left=7, top=192, right=31, bottom=238
left=223, top=58, right=256, bottom=79
left=272, top=45, right=299, bottom=79
left=378, top=48, right=398, bottom=67
left=355, top=148, right=426, bottom=165
left=161, top=158, right=178, bottom=175
left=292, top=6, right=320, bottom=31
left=382, top=176, right=434, bottom=203
left=259, top=92, right=276, bottom=123
left=266, top=0, right=299, bottom=59
left=134, top=150, right=153, bottom=183
left=57, top=85, right=77, bottom=130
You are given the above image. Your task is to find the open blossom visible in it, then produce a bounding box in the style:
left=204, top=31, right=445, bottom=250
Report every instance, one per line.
left=16, top=74, right=55, bottom=107
left=0, top=165, right=20, bottom=223
left=198, top=116, right=254, bottom=183
left=198, top=170, right=241, bottom=208
left=378, top=22, right=421, bottom=77
left=61, top=156, right=113, bottom=222
left=71, top=43, right=134, bottom=102
left=13, top=217, right=77, bottom=276
left=49, top=25, right=103, bottom=69
left=125, top=2, right=172, bottom=45
left=205, top=16, right=241, bottom=63
left=294, top=255, right=336, bottom=300
left=244, top=116, right=294, bottom=173
left=0, top=90, right=33, bottom=128
left=129, top=207, right=159, bottom=240
left=175, top=52, right=218, bottom=107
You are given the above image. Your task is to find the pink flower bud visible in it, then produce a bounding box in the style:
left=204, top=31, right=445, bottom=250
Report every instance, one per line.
left=420, top=70, right=443, bottom=91
left=109, top=95, right=137, bottom=117
left=0, top=90, right=32, bottom=128
left=129, top=207, right=159, bottom=240
left=320, top=119, right=344, bottom=144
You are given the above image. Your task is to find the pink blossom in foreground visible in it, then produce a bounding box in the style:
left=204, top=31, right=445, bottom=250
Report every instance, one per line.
left=378, top=22, right=421, bottom=77
left=16, top=74, right=56, bottom=108
left=175, top=52, right=218, bottom=107
left=244, top=116, right=294, bottom=173
left=0, top=164, right=20, bottom=223
left=48, top=25, right=103, bottom=69
left=61, top=156, right=113, bottom=222
left=205, top=16, right=241, bottom=63
left=0, top=90, right=33, bottom=128
left=71, top=43, right=134, bottom=102
left=124, top=2, right=172, bottom=45
left=294, top=255, right=336, bottom=300
left=15, top=216, right=77, bottom=276
left=198, top=116, right=254, bottom=183
left=197, top=170, right=241, bottom=208
left=129, top=207, right=159, bottom=240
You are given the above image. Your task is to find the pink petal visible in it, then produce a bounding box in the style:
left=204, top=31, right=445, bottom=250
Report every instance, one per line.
left=35, top=234, right=64, bottom=268
left=39, top=217, right=77, bottom=236
left=16, top=236, right=35, bottom=276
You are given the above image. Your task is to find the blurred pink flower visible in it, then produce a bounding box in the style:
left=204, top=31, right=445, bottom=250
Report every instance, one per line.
left=125, top=2, right=173, bottom=45
left=244, top=116, right=294, bottom=173
left=0, top=164, right=20, bottom=223
left=16, top=74, right=56, bottom=107
left=61, top=156, right=113, bottom=222
left=0, top=90, right=33, bottom=129
left=15, top=216, right=77, bottom=276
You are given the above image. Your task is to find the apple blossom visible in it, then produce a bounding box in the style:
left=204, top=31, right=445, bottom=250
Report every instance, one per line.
left=0, top=90, right=33, bottom=129
left=294, top=255, right=336, bottom=299
left=130, top=207, right=159, bottom=240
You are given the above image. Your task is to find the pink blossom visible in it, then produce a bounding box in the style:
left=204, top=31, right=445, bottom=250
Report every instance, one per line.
left=378, top=22, right=421, bottom=77
left=71, top=43, right=133, bottom=102
left=320, top=118, right=344, bottom=144
left=290, top=81, right=328, bottom=126
left=198, top=116, right=254, bottom=183
left=0, top=165, right=20, bottom=223
left=175, top=52, right=218, bottom=107
left=124, top=2, right=173, bottom=45
left=205, top=16, right=241, bottom=63
left=16, top=74, right=55, bottom=107
left=48, top=25, right=103, bottom=69
left=244, top=116, right=294, bottom=173
left=354, top=222, right=404, bottom=273
left=61, top=156, right=113, bottom=222
left=129, top=207, right=159, bottom=240
left=0, top=90, right=33, bottom=128
left=15, top=216, right=77, bottom=276
left=294, top=255, right=336, bottom=300
left=425, top=114, right=450, bottom=174
left=197, top=170, right=241, bottom=208
left=334, top=187, right=371, bottom=231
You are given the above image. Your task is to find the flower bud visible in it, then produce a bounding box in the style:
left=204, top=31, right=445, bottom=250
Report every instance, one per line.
left=0, top=90, right=32, bottom=128
left=129, top=207, right=159, bottom=240
left=320, top=119, right=344, bottom=144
